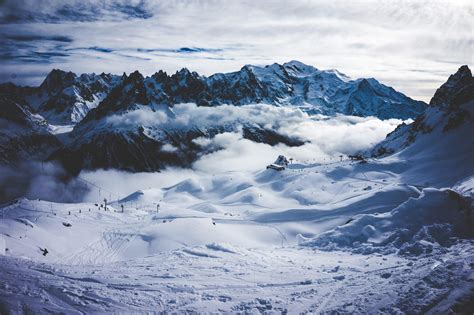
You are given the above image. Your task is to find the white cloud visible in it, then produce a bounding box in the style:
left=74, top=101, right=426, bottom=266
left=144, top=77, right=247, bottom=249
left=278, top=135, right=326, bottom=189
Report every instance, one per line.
left=191, top=115, right=404, bottom=173
left=105, top=103, right=404, bottom=173
left=161, top=143, right=178, bottom=152
left=79, top=103, right=404, bottom=198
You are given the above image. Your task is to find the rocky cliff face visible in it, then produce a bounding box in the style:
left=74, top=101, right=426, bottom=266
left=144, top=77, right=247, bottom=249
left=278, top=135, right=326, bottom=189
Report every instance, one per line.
left=0, top=95, right=61, bottom=164
left=0, top=70, right=121, bottom=125
left=371, top=65, right=474, bottom=158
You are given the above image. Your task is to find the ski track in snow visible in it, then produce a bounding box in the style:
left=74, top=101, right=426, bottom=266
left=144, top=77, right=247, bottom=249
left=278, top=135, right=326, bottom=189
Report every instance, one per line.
left=1, top=244, right=472, bottom=313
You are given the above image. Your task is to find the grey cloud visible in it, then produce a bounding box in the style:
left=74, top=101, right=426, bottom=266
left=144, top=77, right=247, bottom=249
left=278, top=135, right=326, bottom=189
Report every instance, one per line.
left=68, top=47, right=115, bottom=53
left=0, top=31, right=73, bottom=64
left=5, top=34, right=73, bottom=42
left=0, top=0, right=154, bottom=24
left=0, top=161, right=88, bottom=203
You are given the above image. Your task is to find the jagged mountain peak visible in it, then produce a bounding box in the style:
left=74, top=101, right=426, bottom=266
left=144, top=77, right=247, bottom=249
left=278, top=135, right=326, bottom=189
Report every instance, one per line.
left=429, top=65, right=473, bottom=107
left=451, top=65, right=472, bottom=81
left=176, top=68, right=192, bottom=75
left=3, top=61, right=429, bottom=128
left=73, top=60, right=426, bottom=120
left=371, top=65, right=474, bottom=158
left=18, top=70, right=122, bottom=124
left=172, top=68, right=202, bottom=82
left=40, top=69, right=77, bottom=93
left=152, top=70, right=168, bottom=81
left=126, top=70, right=145, bottom=83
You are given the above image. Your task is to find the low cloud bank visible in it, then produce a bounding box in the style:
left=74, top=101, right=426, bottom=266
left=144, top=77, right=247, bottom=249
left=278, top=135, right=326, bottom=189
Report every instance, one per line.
left=81, top=104, right=405, bottom=199
left=0, top=104, right=406, bottom=203
left=0, top=161, right=87, bottom=204
left=190, top=115, right=401, bottom=173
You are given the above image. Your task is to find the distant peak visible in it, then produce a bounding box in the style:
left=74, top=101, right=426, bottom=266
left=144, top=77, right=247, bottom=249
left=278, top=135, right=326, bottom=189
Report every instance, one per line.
left=177, top=68, right=191, bottom=75
left=152, top=70, right=168, bottom=81
left=40, top=68, right=76, bottom=91
left=452, top=65, right=472, bottom=80
left=429, top=65, right=473, bottom=107
left=282, top=61, right=319, bottom=76
left=325, top=69, right=351, bottom=81
left=44, top=68, right=76, bottom=79
left=444, top=65, right=472, bottom=86
left=126, top=70, right=144, bottom=82
left=283, top=60, right=309, bottom=67
left=241, top=64, right=254, bottom=71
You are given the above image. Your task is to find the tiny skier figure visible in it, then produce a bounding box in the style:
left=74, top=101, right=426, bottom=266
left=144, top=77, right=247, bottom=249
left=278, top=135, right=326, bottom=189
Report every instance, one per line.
left=40, top=248, right=49, bottom=256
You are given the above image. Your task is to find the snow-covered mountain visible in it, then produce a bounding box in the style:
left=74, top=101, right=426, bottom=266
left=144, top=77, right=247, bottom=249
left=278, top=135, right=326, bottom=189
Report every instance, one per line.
left=81, top=60, right=426, bottom=120
left=298, top=66, right=474, bottom=258
left=0, top=95, right=61, bottom=164
left=0, top=61, right=427, bottom=172
left=1, top=61, right=426, bottom=125
left=372, top=65, right=474, bottom=162
left=44, top=61, right=425, bottom=173
left=202, top=61, right=426, bottom=119
left=0, top=70, right=121, bottom=125
left=55, top=105, right=305, bottom=173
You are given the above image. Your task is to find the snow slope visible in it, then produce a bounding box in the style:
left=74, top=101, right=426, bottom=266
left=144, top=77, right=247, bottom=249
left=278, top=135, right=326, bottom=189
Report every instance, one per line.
left=1, top=148, right=472, bottom=312
left=300, top=65, right=474, bottom=256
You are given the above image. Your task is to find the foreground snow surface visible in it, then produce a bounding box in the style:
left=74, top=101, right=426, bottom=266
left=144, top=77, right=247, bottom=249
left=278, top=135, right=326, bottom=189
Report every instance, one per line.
left=2, top=244, right=473, bottom=314
left=1, top=157, right=473, bottom=313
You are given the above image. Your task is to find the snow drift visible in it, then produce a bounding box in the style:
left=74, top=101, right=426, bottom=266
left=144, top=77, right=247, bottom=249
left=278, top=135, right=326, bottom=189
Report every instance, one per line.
left=301, top=188, right=473, bottom=255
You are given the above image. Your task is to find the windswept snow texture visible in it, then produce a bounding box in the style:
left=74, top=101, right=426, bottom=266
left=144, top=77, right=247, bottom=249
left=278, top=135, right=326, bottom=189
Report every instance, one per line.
left=302, top=188, right=473, bottom=255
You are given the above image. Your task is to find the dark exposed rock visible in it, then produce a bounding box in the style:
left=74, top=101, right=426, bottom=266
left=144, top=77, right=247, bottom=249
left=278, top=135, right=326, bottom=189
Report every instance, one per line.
left=371, top=65, right=474, bottom=158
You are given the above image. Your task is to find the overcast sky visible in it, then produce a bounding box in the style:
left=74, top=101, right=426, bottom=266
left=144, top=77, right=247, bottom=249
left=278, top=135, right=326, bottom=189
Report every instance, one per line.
left=0, top=0, right=472, bottom=102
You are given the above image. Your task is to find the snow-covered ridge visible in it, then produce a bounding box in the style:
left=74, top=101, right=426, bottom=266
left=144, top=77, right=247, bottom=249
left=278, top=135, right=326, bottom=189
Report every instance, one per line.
left=0, top=95, right=61, bottom=164
left=0, top=61, right=428, bottom=169
left=36, top=61, right=426, bottom=172
left=0, top=70, right=121, bottom=125
left=82, top=60, right=426, bottom=120
left=1, top=61, right=426, bottom=126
